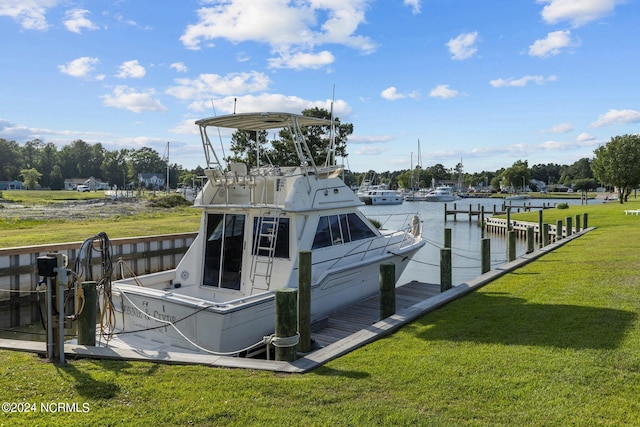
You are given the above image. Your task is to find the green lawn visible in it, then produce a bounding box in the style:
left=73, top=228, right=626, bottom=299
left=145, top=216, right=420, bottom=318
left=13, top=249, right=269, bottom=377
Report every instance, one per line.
left=1, top=199, right=639, bottom=426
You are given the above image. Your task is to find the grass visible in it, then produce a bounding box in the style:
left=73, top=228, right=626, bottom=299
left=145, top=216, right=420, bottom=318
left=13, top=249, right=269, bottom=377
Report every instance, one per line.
left=0, top=190, right=200, bottom=246
left=1, top=198, right=639, bottom=425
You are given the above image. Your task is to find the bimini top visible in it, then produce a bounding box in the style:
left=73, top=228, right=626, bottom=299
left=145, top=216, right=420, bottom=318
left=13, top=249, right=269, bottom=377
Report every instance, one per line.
left=195, top=112, right=335, bottom=130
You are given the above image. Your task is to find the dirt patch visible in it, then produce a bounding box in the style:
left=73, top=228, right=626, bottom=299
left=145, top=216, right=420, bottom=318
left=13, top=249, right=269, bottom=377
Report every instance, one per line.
left=0, top=198, right=154, bottom=221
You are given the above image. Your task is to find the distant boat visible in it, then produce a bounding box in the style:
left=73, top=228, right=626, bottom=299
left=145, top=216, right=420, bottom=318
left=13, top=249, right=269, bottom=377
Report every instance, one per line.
left=425, top=186, right=457, bottom=202
left=359, top=185, right=404, bottom=205
left=505, top=194, right=530, bottom=200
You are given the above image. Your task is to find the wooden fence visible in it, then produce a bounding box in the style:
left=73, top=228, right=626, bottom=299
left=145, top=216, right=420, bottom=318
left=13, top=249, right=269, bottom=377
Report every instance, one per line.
left=0, top=233, right=197, bottom=329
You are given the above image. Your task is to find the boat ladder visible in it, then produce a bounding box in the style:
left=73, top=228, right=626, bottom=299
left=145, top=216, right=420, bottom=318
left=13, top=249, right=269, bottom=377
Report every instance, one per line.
left=248, top=177, right=282, bottom=295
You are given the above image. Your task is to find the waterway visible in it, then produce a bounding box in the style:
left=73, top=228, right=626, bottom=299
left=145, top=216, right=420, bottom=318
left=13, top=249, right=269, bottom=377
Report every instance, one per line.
left=359, top=197, right=593, bottom=287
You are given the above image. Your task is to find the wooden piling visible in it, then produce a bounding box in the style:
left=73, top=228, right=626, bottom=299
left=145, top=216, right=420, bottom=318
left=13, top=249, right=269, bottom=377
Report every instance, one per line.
left=508, top=230, right=516, bottom=262
left=77, top=281, right=97, bottom=346
left=542, top=223, right=549, bottom=247
left=275, top=288, right=298, bottom=362
left=566, top=216, right=573, bottom=236
left=575, top=214, right=581, bottom=233
left=379, top=263, right=396, bottom=320
left=556, top=219, right=563, bottom=240
left=297, top=251, right=311, bottom=353
left=481, top=238, right=491, bottom=274
left=440, top=248, right=452, bottom=292
left=583, top=213, right=588, bottom=228
left=506, top=207, right=511, bottom=231
left=526, top=226, right=534, bottom=254
left=538, top=210, right=543, bottom=247
left=444, top=228, right=452, bottom=249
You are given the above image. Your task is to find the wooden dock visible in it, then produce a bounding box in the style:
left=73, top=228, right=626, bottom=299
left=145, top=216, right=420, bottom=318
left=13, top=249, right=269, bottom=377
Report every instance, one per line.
left=311, top=281, right=440, bottom=347
left=444, top=201, right=556, bottom=223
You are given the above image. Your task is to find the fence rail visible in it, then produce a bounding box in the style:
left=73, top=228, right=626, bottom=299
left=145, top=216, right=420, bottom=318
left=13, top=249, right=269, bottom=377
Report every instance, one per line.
left=0, top=233, right=197, bottom=329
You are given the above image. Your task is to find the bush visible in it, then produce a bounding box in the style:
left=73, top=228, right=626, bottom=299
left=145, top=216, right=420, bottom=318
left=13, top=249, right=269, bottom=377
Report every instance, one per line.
left=556, top=202, right=569, bottom=209
left=147, top=193, right=193, bottom=208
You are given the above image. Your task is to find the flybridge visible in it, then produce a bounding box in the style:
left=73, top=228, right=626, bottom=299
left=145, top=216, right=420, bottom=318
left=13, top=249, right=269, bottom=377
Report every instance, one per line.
left=195, top=112, right=338, bottom=173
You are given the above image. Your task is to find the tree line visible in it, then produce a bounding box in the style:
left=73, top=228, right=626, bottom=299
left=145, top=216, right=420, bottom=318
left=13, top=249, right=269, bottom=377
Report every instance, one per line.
left=2, top=108, right=638, bottom=203
left=0, top=138, right=201, bottom=190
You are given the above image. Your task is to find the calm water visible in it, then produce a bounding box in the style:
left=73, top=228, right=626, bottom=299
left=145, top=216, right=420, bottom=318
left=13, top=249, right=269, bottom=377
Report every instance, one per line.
left=359, top=197, right=590, bottom=286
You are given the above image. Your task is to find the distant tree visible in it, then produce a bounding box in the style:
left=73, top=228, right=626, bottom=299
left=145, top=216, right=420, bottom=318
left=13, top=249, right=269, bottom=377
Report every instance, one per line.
left=59, top=139, right=93, bottom=178
left=0, top=138, right=22, bottom=180
left=501, top=160, right=530, bottom=192
left=572, top=178, right=598, bottom=192
left=102, top=149, right=131, bottom=188
left=592, top=134, right=640, bottom=203
left=227, top=130, right=269, bottom=167
left=39, top=142, right=59, bottom=188
left=49, top=165, right=64, bottom=190
left=426, top=163, right=449, bottom=183
left=20, top=168, right=42, bottom=190
left=129, top=147, right=166, bottom=177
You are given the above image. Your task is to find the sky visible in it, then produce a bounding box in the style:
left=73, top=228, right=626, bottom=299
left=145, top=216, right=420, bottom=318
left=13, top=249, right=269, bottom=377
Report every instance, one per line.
left=1, top=0, right=639, bottom=175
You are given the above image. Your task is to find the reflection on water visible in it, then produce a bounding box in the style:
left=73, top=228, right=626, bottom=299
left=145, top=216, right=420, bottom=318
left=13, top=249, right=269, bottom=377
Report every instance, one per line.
left=359, top=197, right=588, bottom=286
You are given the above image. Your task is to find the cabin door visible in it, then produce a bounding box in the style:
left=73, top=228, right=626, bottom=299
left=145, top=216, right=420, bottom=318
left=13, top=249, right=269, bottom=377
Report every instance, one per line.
left=203, top=213, right=245, bottom=290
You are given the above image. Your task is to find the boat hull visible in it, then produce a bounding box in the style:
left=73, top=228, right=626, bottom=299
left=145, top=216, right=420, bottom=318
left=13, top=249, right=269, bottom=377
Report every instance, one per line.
left=107, top=242, right=420, bottom=354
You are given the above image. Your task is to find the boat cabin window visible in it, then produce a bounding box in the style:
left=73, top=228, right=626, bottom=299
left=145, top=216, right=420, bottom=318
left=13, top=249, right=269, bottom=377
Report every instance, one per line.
left=252, top=217, right=290, bottom=258
left=312, top=213, right=376, bottom=249
left=203, top=213, right=245, bottom=290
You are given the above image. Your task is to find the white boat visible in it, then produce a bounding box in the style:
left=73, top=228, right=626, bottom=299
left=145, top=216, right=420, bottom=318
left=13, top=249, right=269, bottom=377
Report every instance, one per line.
left=505, top=194, right=530, bottom=200
left=359, top=186, right=404, bottom=205
left=425, top=186, right=457, bottom=202
left=104, top=112, right=424, bottom=355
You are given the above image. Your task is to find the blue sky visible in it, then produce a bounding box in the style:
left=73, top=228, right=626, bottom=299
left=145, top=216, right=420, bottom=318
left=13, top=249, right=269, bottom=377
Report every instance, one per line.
left=1, top=0, right=639, bottom=174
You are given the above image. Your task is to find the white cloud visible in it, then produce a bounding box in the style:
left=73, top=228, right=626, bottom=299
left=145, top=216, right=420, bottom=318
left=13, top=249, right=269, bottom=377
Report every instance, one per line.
left=446, top=31, right=479, bottom=60
left=547, top=122, right=574, bottom=133
left=490, top=75, right=557, bottom=87
left=381, top=86, right=419, bottom=101
left=58, top=56, right=99, bottom=78
left=577, top=132, right=596, bottom=142
left=184, top=93, right=351, bottom=117
left=591, top=109, right=640, bottom=128
left=404, top=0, right=421, bottom=14
left=166, top=72, right=271, bottom=102
left=102, top=86, right=167, bottom=113
left=116, top=60, right=146, bottom=79
left=0, top=0, right=58, bottom=30
left=63, top=8, right=99, bottom=33
left=179, top=0, right=375, bottom=69
left=170, top=62, right=188, bottom=73
left=537, top=0, right=624, bottom=27
left=355, top=146, right=387, bottom=155
left=268, top=50, right=335, bottom=70
left=529, top=30, right=578, bottom=57
left=429, top=84, right=461, bottom=99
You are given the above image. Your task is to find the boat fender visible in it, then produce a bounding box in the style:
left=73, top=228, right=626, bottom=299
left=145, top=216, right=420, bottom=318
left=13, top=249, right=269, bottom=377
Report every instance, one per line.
left=411, top=215, right=421, bottom=237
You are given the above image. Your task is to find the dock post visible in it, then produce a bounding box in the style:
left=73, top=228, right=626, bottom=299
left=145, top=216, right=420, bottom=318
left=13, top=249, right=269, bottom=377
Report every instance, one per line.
left=526, top=227, right=534, bottom=254
left=481, top=238, right=491, bottom=274
left=468, top=204, right=472, bottom=223
left=274, top=288, right=298, bottom=362
left=440, top=248, right=452, bottom=292
left=379, top=263, right=396, bottom=320
left=566, top=216, right=573, bottom=236
left=506, top=207, right=512, bottom=231
left=538, top=210, right=543, bottom=247
left=542, top=223, right=549, bottom=247
left=480, top=206, right=485, bottom=233
left=575, top=214, right=581, bottom=232
left=453, top=203, right=457, bottom=221
left=508, top=230, right=516, bottom=262
left=77, top=281, right=97, bottom=346
left=444, top=203, right=447, bottom=222
left=297, top=251, right=311, bottom=353
left=444, top=228, right=452, bottom=249
left=583, top=213, right=588, bottom=228
left=556, top=219, right=563, bottom=240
